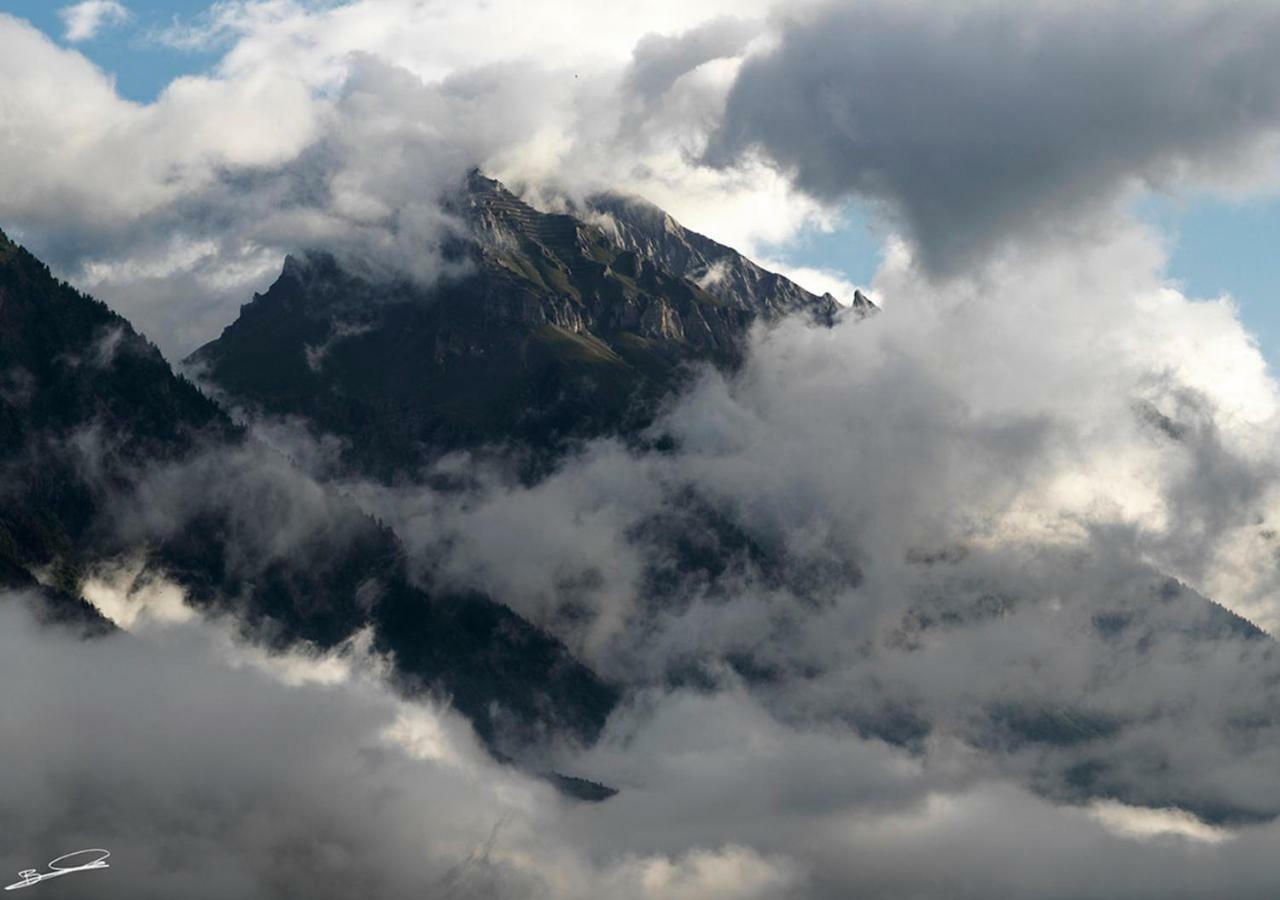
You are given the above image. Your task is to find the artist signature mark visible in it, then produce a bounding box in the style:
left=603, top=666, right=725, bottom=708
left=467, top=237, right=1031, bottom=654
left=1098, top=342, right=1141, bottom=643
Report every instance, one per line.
left=5, top=849, right=110, bottom=891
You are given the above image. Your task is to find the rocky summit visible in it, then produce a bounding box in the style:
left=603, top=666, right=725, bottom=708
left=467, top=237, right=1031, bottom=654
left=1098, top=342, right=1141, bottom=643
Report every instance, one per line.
left=188, top=171, right=861, bottom=478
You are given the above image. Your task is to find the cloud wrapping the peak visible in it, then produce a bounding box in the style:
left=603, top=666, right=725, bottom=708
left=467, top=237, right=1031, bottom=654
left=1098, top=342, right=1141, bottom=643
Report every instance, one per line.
left=316, top=217, right=1280, bottom=839
left=0, top=1, right=828, bottom=357
left=10, top=0, right=1280, bottom=355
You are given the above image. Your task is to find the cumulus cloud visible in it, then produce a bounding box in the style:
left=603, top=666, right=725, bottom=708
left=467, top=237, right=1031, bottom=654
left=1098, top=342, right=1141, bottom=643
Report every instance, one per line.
left=0, top=0, right=823, bottom=359
left=13, top=0, right=1280, bottom=351
left=710, top=0, right=1280, bottom=275
left=59, top=0, right=129, bottom=42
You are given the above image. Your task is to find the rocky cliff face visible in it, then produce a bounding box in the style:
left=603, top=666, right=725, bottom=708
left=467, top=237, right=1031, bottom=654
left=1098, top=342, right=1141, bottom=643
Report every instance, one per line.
left=461, top=171, right=777, bottom=352
left=582, top=191, right=864, bottom=321
left=189, top=171, right=852, bottom=478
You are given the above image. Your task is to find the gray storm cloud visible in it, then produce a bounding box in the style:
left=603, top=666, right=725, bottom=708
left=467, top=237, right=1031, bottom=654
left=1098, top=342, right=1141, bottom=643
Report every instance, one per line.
left=709, top=0, right=1280, bottom=274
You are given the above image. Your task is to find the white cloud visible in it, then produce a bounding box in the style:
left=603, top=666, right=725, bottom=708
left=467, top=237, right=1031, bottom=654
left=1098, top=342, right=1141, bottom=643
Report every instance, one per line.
left=80, top=557, right=195, bottom=629
left=9, top=0, right=1280, bottom=355
left=58, top=0, right=129, bottom=42
left=1086, top=800, right=1232, bottom=845
left=756, top=257, right=859, bottom=302
left=0, top=1, right=825, bottom=358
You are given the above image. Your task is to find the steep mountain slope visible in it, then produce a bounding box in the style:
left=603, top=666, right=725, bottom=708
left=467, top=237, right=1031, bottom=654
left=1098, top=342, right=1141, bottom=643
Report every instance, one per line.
left=0, top=227, right=615, bottom=753
left=189, top=172, right=851, bottom=478
left=582, top=190, right=875, bottom=319
left=0, top=229, right=230, bottom=623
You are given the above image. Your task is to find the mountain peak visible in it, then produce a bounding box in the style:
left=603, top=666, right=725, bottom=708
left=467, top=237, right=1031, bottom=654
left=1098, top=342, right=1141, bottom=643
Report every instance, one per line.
left=581, top=190, right=839, bottom=324
left=457, top=173, right=836, bottom=322
left=191, top=172, right=845, bottom=475
left=460, top=173, right=588, bottom=269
